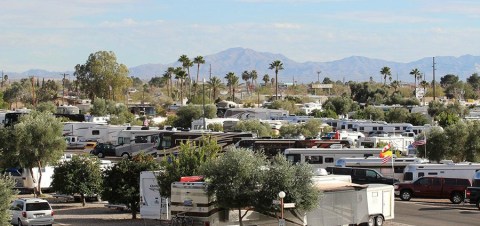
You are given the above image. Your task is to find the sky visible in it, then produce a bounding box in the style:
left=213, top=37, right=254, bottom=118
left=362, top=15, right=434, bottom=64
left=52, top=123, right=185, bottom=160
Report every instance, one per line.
left=1, top=0, right=480, bottom=72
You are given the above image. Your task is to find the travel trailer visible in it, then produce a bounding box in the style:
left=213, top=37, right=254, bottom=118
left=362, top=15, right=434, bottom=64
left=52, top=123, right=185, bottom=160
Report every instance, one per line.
left=335, top=157, right=429, bottom=182
left=352, top=122, right=414, bottom=136
left=63, top=122, right=130, bottom=144
left=403, top=162, right=480, bottom=182
left=224, top=108, right=288, bottom=120
left=284, top=147, right=383, bottom=169
left=357, top=135, right=414, bottom=156
left=191, top=117, right=240, bottom=130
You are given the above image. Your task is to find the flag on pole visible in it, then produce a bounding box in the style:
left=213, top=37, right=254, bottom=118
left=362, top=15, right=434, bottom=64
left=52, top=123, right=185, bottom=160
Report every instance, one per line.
left=412, top=139, right=426, bottom=148
left=380, top=143, right=393, bottom=164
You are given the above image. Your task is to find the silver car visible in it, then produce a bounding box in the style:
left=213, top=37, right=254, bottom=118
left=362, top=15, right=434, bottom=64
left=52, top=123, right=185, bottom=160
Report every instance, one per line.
left=10, top=198, right=54, bottom=226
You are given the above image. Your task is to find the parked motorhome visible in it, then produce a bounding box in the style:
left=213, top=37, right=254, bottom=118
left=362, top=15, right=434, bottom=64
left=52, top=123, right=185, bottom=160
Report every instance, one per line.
left=335, top=157, right=429, bottom=182
left=224, top=108, right=288, bottom=120
left=63, top=122, right=133, bottom=144
left=114, top=129, right=161, bottom=157
left=357, top=135, right=414, bottom=156
left=403, top=162, right=480, bottom=182
left=191, top=117, right=240, bottom=130
left=284, top=147, right=383, bottom=169
left=352, top=122, right=413, bottom=136
left=140, top=171, right=169, bottom=220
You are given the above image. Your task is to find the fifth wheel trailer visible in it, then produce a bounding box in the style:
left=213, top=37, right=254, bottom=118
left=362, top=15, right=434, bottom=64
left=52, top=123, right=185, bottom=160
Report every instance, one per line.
left=139, top=171, right=169, bottom=220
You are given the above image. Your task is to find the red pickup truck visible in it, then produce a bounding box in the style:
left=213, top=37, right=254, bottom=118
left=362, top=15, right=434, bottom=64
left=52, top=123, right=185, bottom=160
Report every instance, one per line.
left=394, top=177, right=471, bottom=204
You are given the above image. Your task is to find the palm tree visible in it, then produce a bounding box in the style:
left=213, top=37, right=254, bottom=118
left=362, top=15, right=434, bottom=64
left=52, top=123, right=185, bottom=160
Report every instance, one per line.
left=162, top=67, right=175, bottom=97
left=178, top=55, right=193, bottom=96
left=208, top=76, right=224, bottom=100
left=269, top=60, right=284, bottom=100
left=193, top=56, right=205, bottom=83
left=262, top=74, right=270, bottom=86
left=241, top=70, right=251, bottom=95
left=250, top=70, right=258, bottom=89
left=380, top=66, right=392, bottom=86
left=420, top=80, right=429, bottom=105
left=230, top=76, right=239, bottom=101
left=225, top=72, right=236, bottom=99
left=410, top=68, right=421, bottom=96
left=175, top=69, right=188, bottom=104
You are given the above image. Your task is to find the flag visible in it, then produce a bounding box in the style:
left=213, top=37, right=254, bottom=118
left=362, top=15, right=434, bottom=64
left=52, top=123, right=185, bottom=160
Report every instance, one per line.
left=380, top=143, right=393, bottom=164
left=412, top=139, right=426, bottom=147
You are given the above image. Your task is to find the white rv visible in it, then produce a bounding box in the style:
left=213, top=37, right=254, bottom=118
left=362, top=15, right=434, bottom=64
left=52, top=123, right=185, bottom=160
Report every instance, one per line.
left=191, top=118, right=240, bottom=130
left=335, top=157, right=429, bottom=182
left=63, top=122, right=132, bottom=144
left=139, top=171, right=169, bottom=220
left=7, top=166, right=55, bottom=193
left=352, top=122, right=413, bottom=136
left=403, top=162, right=480, bottom=182
left=284, top=147, right=383, bottom=169
left=357, top=135, right=414, bottom=156
left=114, top=129, right=161, bottom=157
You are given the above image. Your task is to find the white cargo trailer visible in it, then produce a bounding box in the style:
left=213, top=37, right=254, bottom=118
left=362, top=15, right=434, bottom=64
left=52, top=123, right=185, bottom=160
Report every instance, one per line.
left=139, top=171, right=169, bottom=220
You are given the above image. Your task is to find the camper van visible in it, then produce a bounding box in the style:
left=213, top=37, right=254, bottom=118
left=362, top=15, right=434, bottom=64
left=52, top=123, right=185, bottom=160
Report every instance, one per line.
left=403, top=162, right=480, bottom=182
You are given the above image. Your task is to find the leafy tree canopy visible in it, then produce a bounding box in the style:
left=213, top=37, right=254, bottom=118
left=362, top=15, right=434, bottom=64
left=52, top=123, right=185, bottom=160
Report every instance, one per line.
left=233, top=119, right=272, bottom=137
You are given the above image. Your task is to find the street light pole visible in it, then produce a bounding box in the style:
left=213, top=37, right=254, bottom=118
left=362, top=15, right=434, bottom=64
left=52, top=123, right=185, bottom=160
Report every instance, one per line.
left=278, top=191, right=286, bottom=220
left=203, top=78, right=206, bottom=130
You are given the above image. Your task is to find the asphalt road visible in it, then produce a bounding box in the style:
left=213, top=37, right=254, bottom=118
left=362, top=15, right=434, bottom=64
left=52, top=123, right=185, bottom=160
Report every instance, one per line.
left=391, top=198, right=480, bottom=226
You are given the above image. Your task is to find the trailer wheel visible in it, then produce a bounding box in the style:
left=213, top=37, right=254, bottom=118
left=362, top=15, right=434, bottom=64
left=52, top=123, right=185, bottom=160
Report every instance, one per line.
left=400, top=190, right=412, bottom=201
left=476, top=200, right=480, bottom=209
left=375, top=215, right=384, bottom=226
left=97, top=152, right=104, bottom=158
left=367, top=215, right=375, bottom=226
left=450, top=192, right=463, bottom=204
left=121, top=153, right=130, bottom=159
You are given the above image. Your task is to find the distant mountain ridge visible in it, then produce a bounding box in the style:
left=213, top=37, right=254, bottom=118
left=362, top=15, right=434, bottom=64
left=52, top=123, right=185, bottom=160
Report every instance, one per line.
left=5, top=48, right=480, bottom=83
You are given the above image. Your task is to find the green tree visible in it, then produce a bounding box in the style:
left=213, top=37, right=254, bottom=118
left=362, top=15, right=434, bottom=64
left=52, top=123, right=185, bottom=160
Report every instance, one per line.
left=207, top=123, right=223, bottom=132
left=0, top=176, right=17, bottom=224
left=440, top=74, right=459, bottom=88
left=406, top=112, right=429, bottom=126
left=173, top=105, right=217, bottom=129
left=419, top=80, right=429, bottom=105
left=427, top=100, right=445, bottom=118
left=310, top=109, right=338, bottom=119
left=269, top=60, right=284, bottom=100
left=207, top=76, right=224, bottom=100
left=424, top=127, right=448, bottom=161
left=233, top=120, right=272, bottom=137
left=385, top=108, right=409, bottom=123
left=193, top=56, right=205, bottom=83
left=178, top=55, right=193, bottom=81
left=262, top=74, right=270, bottom=86
left=409, top=68, right=421, bottom=96
left=351, top=106, right=385, bottom=121
left=5, top=111, right=66, bottom=194
left=162, top=67, right=175, bottom=98
left=380, top=66, right=392, bottom=86
left=467, top=73, right=480, bottom=91
left=3, top=82, right=23, bottom=109
left=74, top=51, right=132, bottom=101
left=280, top=119, right=322, bottom=138
left=201, top=148, right=268, bottom=226
left=436, top=111, right=460, bottom=128
left=323, top=96, right=357, bottom=116
left=51, top=155, right=103, bottom=206
left=157, top=137, right=221, bottom=198
left=241, top=71, right=251, bottom=95
left=175, top=68, right=188, bottom=103
left=268, top=100, right=298, bottom=114
left=102, top=153, right=160, bottom=219
left=91, top=97, right=108, bottom=116
left=36, top=101, right=57, bottom=113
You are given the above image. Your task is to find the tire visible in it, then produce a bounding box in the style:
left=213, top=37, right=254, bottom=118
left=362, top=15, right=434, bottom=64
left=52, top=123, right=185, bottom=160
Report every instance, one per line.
left=18, top=219, right=23, bottom=226
left=450, top=192, right=463, bottom=204
left=121, top=153, right=130, bottom=159
left=367, top=215, right=375, bottom=226
left=375, top=215, right=384, bottom=226
left=97, top=152, right=104, bottom=158
left=400, top=190, right=412, bottom=201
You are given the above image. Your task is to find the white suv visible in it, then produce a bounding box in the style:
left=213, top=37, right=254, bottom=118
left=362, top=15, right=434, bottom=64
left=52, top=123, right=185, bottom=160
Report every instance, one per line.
left=10, top=198, right=54, bottom=226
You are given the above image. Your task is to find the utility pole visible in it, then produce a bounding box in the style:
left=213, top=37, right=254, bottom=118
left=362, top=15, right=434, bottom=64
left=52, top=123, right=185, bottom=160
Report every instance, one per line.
left=432, top=57, right=436, bottom=101
left=61, top=73, right=69, bottom=105
left=317, top=71, right=321, bottom=83
left=209, top=64, right=212, bottom=80
left=31, top=76, right=36, bottom=107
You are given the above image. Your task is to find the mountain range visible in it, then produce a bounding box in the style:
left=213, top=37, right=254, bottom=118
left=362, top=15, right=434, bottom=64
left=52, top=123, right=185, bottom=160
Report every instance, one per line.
left=5, top=47, right=480, bottom=83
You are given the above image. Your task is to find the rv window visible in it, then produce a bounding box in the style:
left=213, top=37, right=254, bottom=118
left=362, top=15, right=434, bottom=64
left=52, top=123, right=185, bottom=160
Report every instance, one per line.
left=286, top=154, right=301, bottom=163
left=395, top=127, right=400, bottom=131
left=92, top=130, right=100, bottom=135
left=360, top=127, right=364, bottom=131
left=379, top=127, right=383, bottom=130
left=427, top=172, right=438, bottom=175
left=373, top=127, right=377, bottom=131
left=394, top=166, right=404, bottom=173
left=118, top=137, right=124, bottom=145
left=135, top=136, right=148, bottom=143
left=418, top=172, right=425, bottom=178
left=325, top=157, right=334, bottom=163
left=160, top=136, right=172, bottom=149
left=305, top=155, right=323, bottom=164
left=404, top=172, right=413, bottom=181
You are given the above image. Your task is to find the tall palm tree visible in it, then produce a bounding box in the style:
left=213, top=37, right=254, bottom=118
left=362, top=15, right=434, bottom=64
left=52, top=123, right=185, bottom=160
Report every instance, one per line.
left=178, top=55, right=193, bottom=96
left=410, top=68, right=421, bottom=96
left=162, top=67, right=175, bottom=97
left=207, top=76, right=224, bottom=100
left=262, top=74, right=270, bottom=86
left=175, top=69, right=188, bottom=104
left=225, top=72, right=236, bottom=99
left=230, top=76, right=239, bottom=101
left=193, top=56, right=205, bottom=83
left=420, top=80, right=429, bottom=105
left=380, top=66, right=392, bottom=86
left=241, top=70, right=251, bottom=95
left=269, top=60, right=284, bottom=100
left=250, top=70, right=258, bottom=88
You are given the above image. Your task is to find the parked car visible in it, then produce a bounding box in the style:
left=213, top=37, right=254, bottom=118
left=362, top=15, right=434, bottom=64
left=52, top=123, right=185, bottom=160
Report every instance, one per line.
left=325, top=166, right=399, bottom=185
left=90, top=143, right=116, bottom=158
left=465, top=187, right=480, bottom=209
left=10, top=198, right=54, bottom=226
left=394, top=177, right=471, bottom=204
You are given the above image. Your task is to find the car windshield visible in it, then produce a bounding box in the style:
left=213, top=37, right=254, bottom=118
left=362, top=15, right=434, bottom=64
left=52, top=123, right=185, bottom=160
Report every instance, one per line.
left=26, top=202, right=51, bottom=211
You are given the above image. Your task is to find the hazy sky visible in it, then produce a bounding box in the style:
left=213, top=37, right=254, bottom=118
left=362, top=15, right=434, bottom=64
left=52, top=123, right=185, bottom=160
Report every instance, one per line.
left=2, top=0, right=480, bottom=72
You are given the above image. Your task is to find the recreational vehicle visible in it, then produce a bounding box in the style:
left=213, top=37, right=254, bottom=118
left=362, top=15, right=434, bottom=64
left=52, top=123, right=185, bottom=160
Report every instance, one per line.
left=403, top=162, right=480, bottom=182
left=139, top=171, right=169, bottom=220
left=190, top=118, right=240, bottom=130
left=357, top=136, right=414, bottom=156
left=335, top=157, right=429, bottom=182
left=284, top=147, right=383, bottom=169
left=352, top=122, right=413, bottom=136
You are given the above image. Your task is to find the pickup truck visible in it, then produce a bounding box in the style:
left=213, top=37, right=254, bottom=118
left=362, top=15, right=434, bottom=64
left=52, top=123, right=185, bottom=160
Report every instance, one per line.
left=394, top=176, right=471, bottom=204
left=465, top=187, right=480, bottom=209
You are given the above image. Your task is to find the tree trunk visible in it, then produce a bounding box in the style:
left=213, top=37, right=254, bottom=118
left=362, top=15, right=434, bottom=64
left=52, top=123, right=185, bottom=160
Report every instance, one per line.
left=238, top=208, right=243, bottom=226
left=37, top=161, right=43, bottom=195
left=82, top=194, right=86, bottom=207
left=275, top=72, right=279, bottom=100
left=131, top=201, right=137, bottom=219
left=196, top=64, right=200, bottom=83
